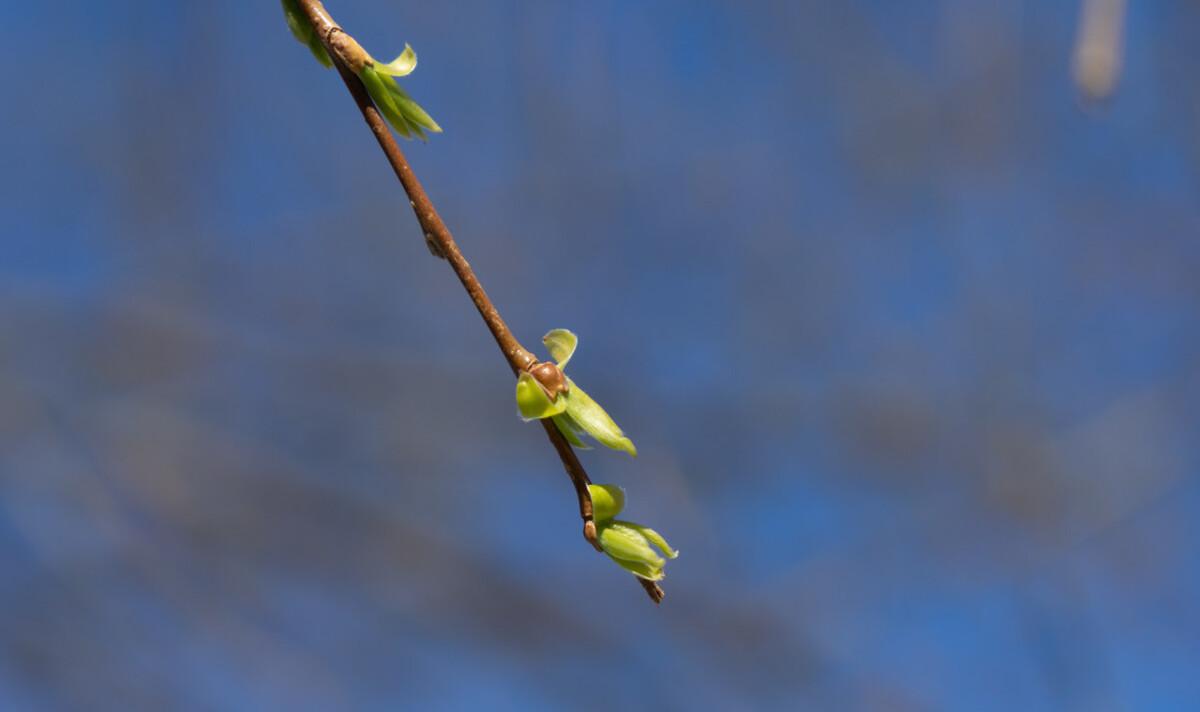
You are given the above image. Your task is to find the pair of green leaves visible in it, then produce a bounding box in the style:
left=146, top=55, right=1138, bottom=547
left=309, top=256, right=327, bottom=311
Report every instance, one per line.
left=280, top=0, right=441, bottom=139
left=589, top=484, right=679, bottom=582
left=515, top=329, right=637, bottom=457
left=359, top=57, right=442, bottom=140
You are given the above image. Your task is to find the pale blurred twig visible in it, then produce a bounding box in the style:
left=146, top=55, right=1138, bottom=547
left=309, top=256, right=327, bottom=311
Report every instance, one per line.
left=1073, top=0, right=1126, bottom=101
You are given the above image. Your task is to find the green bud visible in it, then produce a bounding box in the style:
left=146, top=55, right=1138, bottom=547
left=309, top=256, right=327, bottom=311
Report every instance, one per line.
left=598, top=519, right=678, bottom=581
left=516, top=328, right=636, bottom=456
left=529, top=361, right=568, bottom=398
left=587, top=484, right=625, bottom=521
left=516, top=371, right=567, bottom=421
left=279, top=1, right=439, bottom=136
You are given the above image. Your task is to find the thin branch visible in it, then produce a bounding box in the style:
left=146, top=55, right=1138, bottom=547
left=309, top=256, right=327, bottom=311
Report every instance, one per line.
left=327, top=57, right=536, bottom=373
left=539, top=419, right=599, bottom=550
left=638, top=577, right=666, bottom=604
left=293, top=0, right=660, bottom=602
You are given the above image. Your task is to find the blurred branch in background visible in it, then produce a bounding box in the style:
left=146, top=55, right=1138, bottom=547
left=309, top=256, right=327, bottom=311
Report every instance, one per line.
left=1073, top=0, right=1126, bottom=101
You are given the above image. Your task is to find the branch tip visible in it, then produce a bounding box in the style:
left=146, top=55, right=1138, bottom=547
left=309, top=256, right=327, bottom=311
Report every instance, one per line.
left=639, top=578, right=665, bottom=604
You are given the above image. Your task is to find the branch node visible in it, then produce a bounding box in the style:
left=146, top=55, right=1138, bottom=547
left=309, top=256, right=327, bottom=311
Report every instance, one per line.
left=326, top=27, right=371, bottom=73
left=423, top=232, right=447, bottom=259
left=583, top=519, right=601, bottom=551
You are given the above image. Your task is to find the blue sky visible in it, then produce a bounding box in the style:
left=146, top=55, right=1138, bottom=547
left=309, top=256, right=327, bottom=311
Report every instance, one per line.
left=1, top=1, right=1198, bottom=709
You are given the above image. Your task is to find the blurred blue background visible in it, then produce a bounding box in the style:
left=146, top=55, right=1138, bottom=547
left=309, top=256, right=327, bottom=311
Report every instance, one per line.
left=2, top=1, right=1198, bottom=709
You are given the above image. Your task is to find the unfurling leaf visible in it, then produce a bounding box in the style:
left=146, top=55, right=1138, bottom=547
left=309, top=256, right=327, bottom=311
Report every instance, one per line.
left=551, top=413, right=591, bottom=449
left=598, top=520, right=677, bottom=581
left=563, top=378, right=637, bottom=456
left=625, top=522, right=678, bottom=559
left=360, top=64, right=442, bottom=140
left=542, top=329, right=578, bottom=368
left=590, top=486, right=678, bottom=582
left=516, top=372, right=567, bottom=421
left=375, top=44, right=417, bottom=76
left=515, top=328, right=636, bottom=455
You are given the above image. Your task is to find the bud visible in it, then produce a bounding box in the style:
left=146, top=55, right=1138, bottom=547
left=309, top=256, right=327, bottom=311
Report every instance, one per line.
left=279, top=2, right=441, bottom=139
left=587, top=484, right=677, bottom=582
left=587, top=484, right=625, bottom=521
left=529, top=361, right=568, bottom=398
left=514, top=329, right=637, bottom=457
left=515, top=371, right=567, bottom=421
left=597, top=520, right=679, bottom=582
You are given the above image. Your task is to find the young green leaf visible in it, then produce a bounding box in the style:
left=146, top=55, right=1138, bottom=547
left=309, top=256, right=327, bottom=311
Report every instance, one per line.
left=598, top=521, right=667, bottom=581
left=375, top=44, right=418, bottom=77
left=383, top=79, right=443, bottom=134
left=542, top=329, right=578, bottom=368
left=281, top=0, right=332, bottom=67
left=281, top=0, right=312, bottom=44
left=563, top=378, right=637, bottom=456
left=551, top=413, right=591, bottom=449
left=359, top=65, right=442, bottom=140
left=307, top=33, right=333, bottom=67
left=359, top=65, right=412, bottom=138
left=516, top=372, right=568, bottom=421
left=624, top=522, right=678, bottom=559
left=605, top=555, right=662, bottom=581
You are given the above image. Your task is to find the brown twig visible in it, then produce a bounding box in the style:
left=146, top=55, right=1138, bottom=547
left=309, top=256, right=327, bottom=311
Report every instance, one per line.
left=638, top=578, right=665, bottom=604
left=293, top=0, right=660, bottom=603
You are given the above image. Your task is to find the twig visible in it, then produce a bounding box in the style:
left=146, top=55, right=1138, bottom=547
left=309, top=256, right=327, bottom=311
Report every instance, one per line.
left=293, top=0, right=661, bottom=602
left=1073, top=0, right=1126, bottom=102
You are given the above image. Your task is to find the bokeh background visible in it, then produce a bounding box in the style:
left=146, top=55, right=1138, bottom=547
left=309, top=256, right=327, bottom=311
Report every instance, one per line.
left=2, top=1, right=1198, bottom=709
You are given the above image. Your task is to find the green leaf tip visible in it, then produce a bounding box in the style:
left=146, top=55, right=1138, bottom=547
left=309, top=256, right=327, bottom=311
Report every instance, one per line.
left=561, top=378, right=637, bottom=456
left=359, top=64, right=442, bottom=141
left=376, top=44, right=417, bottom=77
left=542, top=329, right=578, bottom=368
left=281, top=0, right=332, bottom=67
left=551, top=413, right=590, bottom=449
left=515, top=329, right=637, bottom=456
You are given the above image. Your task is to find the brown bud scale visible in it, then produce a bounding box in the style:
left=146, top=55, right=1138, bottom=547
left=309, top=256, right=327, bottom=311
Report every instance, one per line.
left=529, top=361, right=569, bottom=398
